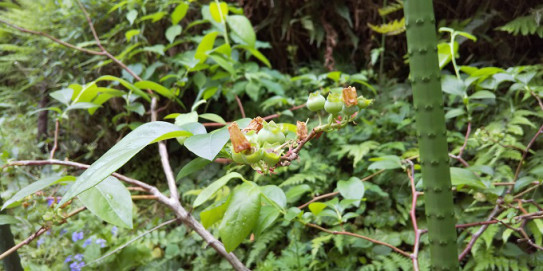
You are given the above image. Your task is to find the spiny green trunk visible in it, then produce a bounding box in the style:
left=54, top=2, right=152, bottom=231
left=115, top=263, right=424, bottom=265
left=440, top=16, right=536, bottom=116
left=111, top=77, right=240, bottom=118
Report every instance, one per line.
left=404, top=0, right=459, bottom=270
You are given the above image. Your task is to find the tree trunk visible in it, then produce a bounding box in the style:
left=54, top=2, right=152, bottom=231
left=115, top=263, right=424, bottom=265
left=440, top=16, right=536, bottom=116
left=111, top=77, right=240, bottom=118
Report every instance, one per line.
left=404, top=0, right=459, bottom=270
left=0, top=197, right=23, bottom=271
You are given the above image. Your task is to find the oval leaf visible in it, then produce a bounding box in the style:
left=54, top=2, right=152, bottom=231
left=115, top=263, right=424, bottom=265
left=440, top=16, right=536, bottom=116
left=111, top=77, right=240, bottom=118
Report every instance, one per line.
left=2, top=176, right=75, bottom=210
left=58, top=122, right=185, bottom=207
left=226, top=15, right=255, bottom=48
left=219, top=182, right=261, bottom=252
left=193, top=172, right=244, bottom=207
left=337, top=177, right=365, bottom=201
left=79, top=176, right=133, bottom=228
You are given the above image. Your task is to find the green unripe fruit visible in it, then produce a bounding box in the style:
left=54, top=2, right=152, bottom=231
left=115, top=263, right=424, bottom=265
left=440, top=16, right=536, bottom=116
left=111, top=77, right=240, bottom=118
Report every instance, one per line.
left=324, top=92, right=343, bottom=114
left=257, top=121, right=285, bottom=144
left=504, top=194, right=514, bottom=204
left=306, top=91, right=326, bottom=111
left=357, top=96, right=373, bottom=109
left=230, top=146, right=245, bottom=164
left=242, top=147, right=263, bottom=164
left=263, top=150, right=281, bottom=167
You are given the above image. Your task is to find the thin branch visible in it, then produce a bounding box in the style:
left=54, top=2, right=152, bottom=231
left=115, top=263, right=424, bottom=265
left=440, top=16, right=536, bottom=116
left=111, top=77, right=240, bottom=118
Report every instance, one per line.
left=406, top=159, right=420, bottom=271
left=0, top=206, right=86, bottom=260
left=202, top=104, right=307, bottom=127
left=458, top=204, right=502, bottom=261
left=531, top=91, right=543, bottom=112
left=0, top=19, right=104, bottom=55
left=297, top=169, right=385, bottom=209
left=234, top=95, right=246, bottom=118
left=508, top=124, right=543, bottom=193
left=458, top=122, right=471, bottom=158
left=49, top=120, right=60, bottom=160
left=131, top=195, right=158, bottom=200
left=306, top=223, right=411, bottom=258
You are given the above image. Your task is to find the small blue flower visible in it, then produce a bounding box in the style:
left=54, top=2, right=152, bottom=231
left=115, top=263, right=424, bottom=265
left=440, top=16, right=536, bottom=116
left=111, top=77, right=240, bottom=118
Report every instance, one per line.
left=82, top=238, right=92, bottom=248
left=78, top=262, right=85, bottom=268
left=59, top=229, right=67, bottom=236
left=111, top=226, right=118, bottom=236
left=71, top=231, right=84, bottom=242
left=56, top=197, right=62, bottom=203
left=69, top=261, right=81, bottom=271
left=64, top=255, right=72, bottom=263
left=74, top=254, right=83, bottom=262
left=37, top=238, right=45, bottom=248
left=46, top=198, right=54, bottom=207
left=95, top=238, right=106, bottom=248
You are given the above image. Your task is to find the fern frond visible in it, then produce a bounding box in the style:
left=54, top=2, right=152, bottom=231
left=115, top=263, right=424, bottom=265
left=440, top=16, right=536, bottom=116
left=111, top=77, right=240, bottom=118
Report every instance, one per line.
left=378, top=0, right=404, bottom=17
left=368, top=18, right=405, bottom=36
left=498, top=14, right=543, bottom=38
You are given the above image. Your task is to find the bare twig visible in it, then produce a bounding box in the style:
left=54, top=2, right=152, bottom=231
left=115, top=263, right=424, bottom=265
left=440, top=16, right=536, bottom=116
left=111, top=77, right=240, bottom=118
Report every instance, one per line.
left=508, top=124, right=543, bottom=193
left=49, top=120, right=60, bottom=159
left=458, top=204, right=502, bottom=261
left=202, top=104, right=307, bottom=127
left=234, top=95, right=246, bottom=118
left=297, top=170, right=385, bottom=209
left=531, top=91, right=543, bottom=112
left=406, top=159, right=421, bottom=271
left=0, top=206, right=86, bottom=260
left=306, top=223, right=411, bottom=257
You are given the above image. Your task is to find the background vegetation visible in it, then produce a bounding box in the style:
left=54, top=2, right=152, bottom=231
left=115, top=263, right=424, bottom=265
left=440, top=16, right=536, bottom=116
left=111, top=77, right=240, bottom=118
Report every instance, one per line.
left=1, top=0, right=543, bottom=270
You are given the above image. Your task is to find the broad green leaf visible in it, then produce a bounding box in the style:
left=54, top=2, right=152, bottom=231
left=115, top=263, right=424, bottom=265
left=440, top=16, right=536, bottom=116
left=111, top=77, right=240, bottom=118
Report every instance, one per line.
left=337, top=177, right=365, bottom=201
left=308, top=202, right=327, bottom=216
left=0, top=215, right=20, bottom=225
left=200, top=195, right=231, bottom=228
left=66, top=102, right=100, bottom=112
left=368, top=155, right=402, bottom=170
left=125, top=29, right=140, bottom=42
left=219, top=182, right=261, bottom=252
left=441, top=75, right=466, bottom=96
left=195, top=31, right=219, bottom=63
left=171, top=2, right=189, bottom=24
left=58, top=122, right=187, bottom=207
left=142, top=45, right=165, bottom=56
left=450, top=167, right=486, bottom=189
left=469, top=90, right=496, bottom=100
left=139, top=11, right=167, bottom=23
left=437, top=41, right=458, bottom=69
left=254, top=206, right=280, bottom=237
left=126, top=9, right=137, bottom=25
left=176, top=157, right=211, bottom=180
left=50, top=88, right=74, bottom=105
left=174, top=111, right=198, bottom=126
left=284, top=207, right=302, bottom=221
left=210, top=1, right=228, bottom=23
left=193, top=172, right=245, bottom=207
left=209, top=54, right=235, bottom=75
left=165, top=25, right=182, bottom=44
left=78, top=176, right=133, bottom=228
left=94, top=75, right=150, bottom=102
left=260, top=185, right=287, bottom=209
left=199, top=113, right=226, bottom=124
left=237, top=45, right=271, bottom=68
left=134, top=80, right=174, bottom=99
left=226, top=15, right=256, bottom=48
left=327, top=71, right=342, bottom=82
left=184, top=118, right=251, bottom=160
left=445, top=108, right=465, bottom=119
left=285, top=184, right=311, bottom=203
left=2, top=176, right=75, bottom=210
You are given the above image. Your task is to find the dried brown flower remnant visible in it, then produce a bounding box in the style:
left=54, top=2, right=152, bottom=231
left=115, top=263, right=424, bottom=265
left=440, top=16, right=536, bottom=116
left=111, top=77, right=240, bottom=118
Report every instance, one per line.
left=228, top=122, right=251, bottom=153
left=242, top=116, right=264, bottom=133
left=342, top=86, right=358, bottom=107
left=296, top=121, right=308, bottom=142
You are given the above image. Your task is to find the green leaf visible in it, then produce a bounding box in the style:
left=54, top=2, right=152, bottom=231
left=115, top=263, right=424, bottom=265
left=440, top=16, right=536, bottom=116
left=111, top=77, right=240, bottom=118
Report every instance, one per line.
left=368, top=155, right=402, bottom=170
left=165, top=25, right=182, bottom=44
left=125, top=29, right=140, bottom=42
left=226, top=15, right=256, bottom=48
left=209, top=54, right=236, bottom=75
left=450, top=167, right=486, bottom=189
left=200, top=195, right=231, bottom=228
left=50, top=88, right=74, bottom=105
left=285, top=184, right=311, bottom=203
left=78, top=176, right=133, bottom=228
left=210, top=1, right=229, bottom=23
left=94, top=75, right=150, bottom=102
left=254, top=206, right=280, bottom=237
left=284, top=207, right=302, bottom=221
left=176, top=157, right=211, bottom=181
left=445, top=108, right=465, bottom=119
left=219, top=182, right=261, bottom=252
left=134, top=80, right=174, bottom=99
left=58, top=122, right=188, bottom=207
left=126, top=9, right=138, bottom=25
left=260, top=185, right=287, bottom=209
left=171, top=2, right=189, bottom=24
left=193, top=172, right=245, bottom=207
left=184, top=118, right=250, bottom=160
left=441, top=75, right=466, bottom=96
left=245, top=81, right=260, bottom=101
left=139, top=11, right=167, bottom=23
left=2, top=176, right=75, bottom=210
left=66, top=102, right=100, bottom=112
left=142, top=45, right=165, bottom=56
left=469, top=90, right=496, bottom=100
left=0, top=215, right=20, bottom=225
left=174, top=111, right=198, bottom=126
left=337, top=177, right=365, bottom=201
left=237, top=45, right=271, bottom=68
left=195, top=31, right=219, bottom=63
left=199, top=113, right=226, bottom=124
left=308, top=202, right=327, bottom=216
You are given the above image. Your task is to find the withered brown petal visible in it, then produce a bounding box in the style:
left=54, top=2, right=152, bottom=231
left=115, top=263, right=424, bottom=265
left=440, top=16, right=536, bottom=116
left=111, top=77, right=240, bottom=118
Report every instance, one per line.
left=296, top=121, right=308, bottom=142
left=228, top=122, right=251, bottom=153
left=342, top=86, right=358, bottom=107
left=242, top=116, right=264, bottom=133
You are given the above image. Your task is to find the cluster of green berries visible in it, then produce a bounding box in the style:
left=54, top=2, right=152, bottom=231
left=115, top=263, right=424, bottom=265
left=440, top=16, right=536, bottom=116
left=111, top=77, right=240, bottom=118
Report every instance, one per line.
left=306, top=86, right=373, bottom=123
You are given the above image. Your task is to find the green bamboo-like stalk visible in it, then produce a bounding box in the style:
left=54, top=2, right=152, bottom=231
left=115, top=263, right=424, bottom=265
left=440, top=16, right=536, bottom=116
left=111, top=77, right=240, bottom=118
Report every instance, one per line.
left=404, top=0, right=459, bottom=270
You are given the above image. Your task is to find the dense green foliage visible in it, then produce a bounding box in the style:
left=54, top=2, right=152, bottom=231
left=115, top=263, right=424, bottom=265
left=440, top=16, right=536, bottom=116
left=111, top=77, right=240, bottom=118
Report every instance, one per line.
left=1, top=0, right=543, bottom=270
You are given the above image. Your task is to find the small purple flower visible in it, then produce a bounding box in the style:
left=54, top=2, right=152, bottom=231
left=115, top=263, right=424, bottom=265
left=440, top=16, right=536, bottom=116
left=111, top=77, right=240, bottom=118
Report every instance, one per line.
left=71, top=231, right=84, bottom=242
left=78, top=262, right=85, bottom=268
left=37, top=238, right=45, bottom=248
left=74, top=254, right=83, bottom=262
left=111, top=226, right=118, bottom=236
left=46, top=198, right=54, bottom=207
left=64, top=255, right=72, bottom=263
left=59, top=229, right=67, bottom=236
left=82, top=238, right=92, bottom=248
left=69, top=261, right=81, bottom=271
left=95, top=238, right=106, bottom=248
left=56, top=197, right=62, bottom=203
